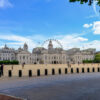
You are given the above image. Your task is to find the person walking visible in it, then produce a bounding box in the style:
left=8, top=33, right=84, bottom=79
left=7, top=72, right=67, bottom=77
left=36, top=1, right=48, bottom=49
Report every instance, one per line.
left=0, top=65, right=1, bottom=77
left=1, top=64, right=4, bottom=76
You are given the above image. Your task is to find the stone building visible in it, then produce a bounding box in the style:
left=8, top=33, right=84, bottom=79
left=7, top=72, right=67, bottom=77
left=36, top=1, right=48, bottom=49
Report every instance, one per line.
left=32, top=40, right=96, bottom=64
left=0, top=44, right=16, bottom=61
left=16, top=43, right=31, bottom=64
left=0, top=40, right=96, bottom=64
left=66, top=48, right=95, bottom=64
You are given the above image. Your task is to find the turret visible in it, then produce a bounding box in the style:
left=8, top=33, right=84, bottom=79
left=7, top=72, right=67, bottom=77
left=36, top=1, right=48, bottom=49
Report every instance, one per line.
left=23, top=43, right=28, bottom=51
left=48, top=40, right=53, bottom=50
left=4, top=44, right=9, bottom=49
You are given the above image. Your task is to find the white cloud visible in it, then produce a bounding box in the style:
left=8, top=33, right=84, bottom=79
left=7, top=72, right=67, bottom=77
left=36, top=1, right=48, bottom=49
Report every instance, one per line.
left=82, top=40, right=100, bottom=51
left=0, top=0, right=13, bottom=8
left=92, top=1, right=100, bottom=17
left=83, top=24, right=92, bottom=28
left=93, top=21, right=100, bottom=34
left=0, top=33, right=100, bottom=51
left=87, top=1, right=100, bottom=19
left=0, top=34, right=37, bottom=51
left=0, top=34, right=88, bottom=51
left=83, top=21, right=100, bottom=35
left=53, top=34, right=88, bottom=49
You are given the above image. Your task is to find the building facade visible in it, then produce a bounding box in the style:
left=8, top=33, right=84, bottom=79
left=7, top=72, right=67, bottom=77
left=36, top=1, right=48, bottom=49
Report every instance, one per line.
left=0, top=40, right=96, bottom=64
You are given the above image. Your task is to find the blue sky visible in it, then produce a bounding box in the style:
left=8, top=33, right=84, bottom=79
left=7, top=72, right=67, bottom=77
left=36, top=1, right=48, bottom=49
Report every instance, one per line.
left=0, top=0, right=100, bottom=51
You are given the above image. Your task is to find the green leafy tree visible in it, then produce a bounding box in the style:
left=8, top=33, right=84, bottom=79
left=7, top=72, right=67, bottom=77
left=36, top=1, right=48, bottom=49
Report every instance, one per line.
left=69, top=0, right=100, bottom=6
left=83, top=53, right=100, bottom=63
left=83, top=60, right=93, bottom=63
left=94, top=53, right=100, bottom=63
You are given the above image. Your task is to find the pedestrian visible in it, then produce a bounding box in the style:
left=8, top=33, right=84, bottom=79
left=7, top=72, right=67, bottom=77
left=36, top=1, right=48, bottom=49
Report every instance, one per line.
left=1, top=64, right=4, bottom=76
left=22, top=62, right=25, bottom=69
left=0, top=65, right=1, bottom=77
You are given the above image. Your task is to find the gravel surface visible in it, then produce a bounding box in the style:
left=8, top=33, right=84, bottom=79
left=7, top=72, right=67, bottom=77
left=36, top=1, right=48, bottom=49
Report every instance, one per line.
left=0, top=73, right=100, bottom=100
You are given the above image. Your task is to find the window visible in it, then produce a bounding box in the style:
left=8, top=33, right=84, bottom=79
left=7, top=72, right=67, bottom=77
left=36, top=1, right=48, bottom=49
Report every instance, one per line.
left=45, top=56, right=47, bottom=59
left=23, top=56, right=25, bottom=59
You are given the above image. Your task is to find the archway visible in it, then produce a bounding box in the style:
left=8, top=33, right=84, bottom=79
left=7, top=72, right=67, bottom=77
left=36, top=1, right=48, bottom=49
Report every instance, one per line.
left=45, top=69, right=48, bottom=75
left=54, top=61, right=57, bottom=64
left=34, top=62, right=37, bottom=64
left=29, top=70, right=32, bottom=77
left=76, top=68, right=79, bottom=73
left=19, top=70, right=22, bottom=77
left=37, top=69, right=40, bottom=76
left=52, top=69, right=55, bottom=75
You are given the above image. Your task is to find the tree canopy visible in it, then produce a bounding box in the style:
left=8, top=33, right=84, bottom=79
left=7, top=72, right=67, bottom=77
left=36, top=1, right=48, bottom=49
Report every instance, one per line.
left=69, top=0, right=100, bottom=6
left=83, top=53, right=100, bottom=63
left=94, top=53, right=100, bottom=63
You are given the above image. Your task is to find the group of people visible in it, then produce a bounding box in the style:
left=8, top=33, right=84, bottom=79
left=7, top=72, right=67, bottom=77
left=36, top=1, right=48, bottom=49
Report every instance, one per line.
left=0, top=64, right=4, bottom=77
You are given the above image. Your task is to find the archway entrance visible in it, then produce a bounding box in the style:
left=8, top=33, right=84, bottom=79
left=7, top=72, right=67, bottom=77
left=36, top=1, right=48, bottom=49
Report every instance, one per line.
left=29, top=70, right=32, bottom=77
left=34, top=62, right=37, bottom=64
left=19, top=70, right=22, bottom=77
left=54, top=61, right=57, bottom=64
left=37, top=69, right=40, bottom=76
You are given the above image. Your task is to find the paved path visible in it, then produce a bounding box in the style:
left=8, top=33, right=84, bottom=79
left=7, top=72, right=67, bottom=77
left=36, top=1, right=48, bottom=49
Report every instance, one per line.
left=0, top=73, right=100, bottom=100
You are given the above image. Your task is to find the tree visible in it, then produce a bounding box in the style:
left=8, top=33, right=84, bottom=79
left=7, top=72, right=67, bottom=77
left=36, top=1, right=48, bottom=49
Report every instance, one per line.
left=83, top=60, right=93, bottom=63
left=69, top=0, right=100, bottom=6
left=94, top=53, right=100, bottom=63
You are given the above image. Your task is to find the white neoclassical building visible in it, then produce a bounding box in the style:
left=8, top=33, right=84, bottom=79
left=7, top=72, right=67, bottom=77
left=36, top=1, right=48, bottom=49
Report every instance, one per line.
left=0, top=44, right=16, bottom=61
left=0, top=40, right=96, bottom=64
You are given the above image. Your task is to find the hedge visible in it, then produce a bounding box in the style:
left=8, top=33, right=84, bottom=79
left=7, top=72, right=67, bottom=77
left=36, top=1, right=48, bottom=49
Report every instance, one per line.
left=0, top=60, right=19, bottom=65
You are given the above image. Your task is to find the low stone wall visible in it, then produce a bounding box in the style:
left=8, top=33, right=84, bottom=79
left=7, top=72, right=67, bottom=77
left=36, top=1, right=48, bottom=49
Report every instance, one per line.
left=3, top=64, right=100, bottom=77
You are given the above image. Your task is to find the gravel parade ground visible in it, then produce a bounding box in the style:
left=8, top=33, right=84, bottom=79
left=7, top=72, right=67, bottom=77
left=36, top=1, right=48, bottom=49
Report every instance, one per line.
left=0, top=73, right=100, bottom=100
